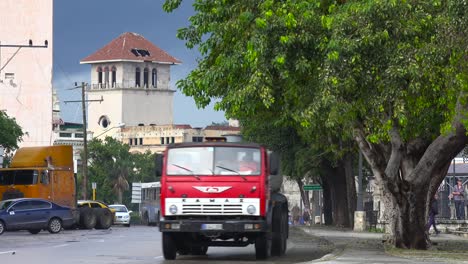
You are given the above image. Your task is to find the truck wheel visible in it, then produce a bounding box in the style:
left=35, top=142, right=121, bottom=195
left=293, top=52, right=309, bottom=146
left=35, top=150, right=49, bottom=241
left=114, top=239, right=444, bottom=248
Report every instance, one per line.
left=48, top=218, right=62, bottom=234
left=162, top=232, right=177, bottom=260
left=271, top=207, right=287, bottom=256
left=79, top=208, right=97, bottom=229
left=0, top=221, right=5, bottom=235
left=255, top=233, right=270, bottom=260
left=28, top=229, right=41, bottom=234
left=95, top=208, right=113, bottom=229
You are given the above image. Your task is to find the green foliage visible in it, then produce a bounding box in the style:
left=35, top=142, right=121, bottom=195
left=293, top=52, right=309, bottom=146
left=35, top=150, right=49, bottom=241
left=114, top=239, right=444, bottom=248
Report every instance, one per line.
left=165, top=0, right=467, bottom=152
left=0, top=111, right=24, bottom=152
left=87, top=137, right=156, bottom=206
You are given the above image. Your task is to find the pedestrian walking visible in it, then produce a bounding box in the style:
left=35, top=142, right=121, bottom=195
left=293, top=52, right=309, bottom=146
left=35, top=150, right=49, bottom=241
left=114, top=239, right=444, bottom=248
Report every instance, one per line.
left=452, top=178, right=465, bottom=220
left=303, top=209, right=311, bottom=226
left=426, top=193, right=440, bottom=235
left=291, top=205, right=300, bottom=225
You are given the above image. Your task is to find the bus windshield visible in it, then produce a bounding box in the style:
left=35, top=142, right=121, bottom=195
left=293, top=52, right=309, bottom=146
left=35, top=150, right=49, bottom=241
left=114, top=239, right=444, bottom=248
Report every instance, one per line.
left=167, top=147, right=261, bottom=176
left=0, top=170, right=39, bottom=185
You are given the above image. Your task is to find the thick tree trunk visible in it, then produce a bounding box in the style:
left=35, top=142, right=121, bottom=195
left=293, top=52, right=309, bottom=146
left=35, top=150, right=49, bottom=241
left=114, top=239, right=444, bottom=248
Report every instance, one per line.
left=296, top=179, right=311, bottom=211
left=354, top=123, right=468, bottom=249
left=322, top=160, right=351, bottom=227
left=322, top=178, right=333, bottom=225
left=343, top=153, right=357, bottom=227
left=381, top=180, right=429, bottom=249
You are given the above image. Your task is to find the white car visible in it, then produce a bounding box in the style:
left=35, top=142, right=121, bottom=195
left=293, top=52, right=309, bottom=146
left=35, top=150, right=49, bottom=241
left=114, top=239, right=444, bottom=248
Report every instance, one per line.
left=109, top=204, right=132, bottom=227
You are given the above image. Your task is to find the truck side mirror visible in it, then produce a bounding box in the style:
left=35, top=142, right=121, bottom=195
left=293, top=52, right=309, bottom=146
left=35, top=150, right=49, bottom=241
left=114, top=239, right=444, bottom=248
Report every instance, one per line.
left=155, top=154, right=163, bottom=177
left=269, top=152, right=280, bottom=175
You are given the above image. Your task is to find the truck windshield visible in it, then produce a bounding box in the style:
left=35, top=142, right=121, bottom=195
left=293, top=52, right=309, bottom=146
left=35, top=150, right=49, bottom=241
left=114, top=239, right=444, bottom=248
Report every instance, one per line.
left=0, top=170, right=39, bottom=185
left=167, top=147, right=261, bottom=176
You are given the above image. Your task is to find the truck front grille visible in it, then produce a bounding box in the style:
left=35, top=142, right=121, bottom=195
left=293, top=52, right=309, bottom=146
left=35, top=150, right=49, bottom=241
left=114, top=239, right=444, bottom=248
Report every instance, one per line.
left=182, top=204, right=243, bottom=215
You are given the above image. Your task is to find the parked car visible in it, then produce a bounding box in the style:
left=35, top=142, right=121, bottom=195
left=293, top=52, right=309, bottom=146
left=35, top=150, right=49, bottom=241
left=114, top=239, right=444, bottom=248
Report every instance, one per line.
left=109, top=204, right=132, bottom=227
left=0, top=198, right=74, bottom=235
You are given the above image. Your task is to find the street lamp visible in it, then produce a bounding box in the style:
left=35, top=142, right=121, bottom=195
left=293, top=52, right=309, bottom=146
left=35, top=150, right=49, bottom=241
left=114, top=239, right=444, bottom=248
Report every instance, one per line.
left=93, top=122, right=126, bottom=139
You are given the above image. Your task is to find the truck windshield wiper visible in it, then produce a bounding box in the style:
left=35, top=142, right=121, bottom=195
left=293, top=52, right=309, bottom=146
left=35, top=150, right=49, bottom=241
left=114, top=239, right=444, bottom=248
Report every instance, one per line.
left=215, top=166, right=247, bottom=181
left=171, top=164, right=200, bottom=180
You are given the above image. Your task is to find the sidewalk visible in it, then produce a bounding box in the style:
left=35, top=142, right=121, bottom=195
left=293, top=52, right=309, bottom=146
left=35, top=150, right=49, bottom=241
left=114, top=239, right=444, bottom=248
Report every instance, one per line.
left=299, top=225, right=468, bottom=264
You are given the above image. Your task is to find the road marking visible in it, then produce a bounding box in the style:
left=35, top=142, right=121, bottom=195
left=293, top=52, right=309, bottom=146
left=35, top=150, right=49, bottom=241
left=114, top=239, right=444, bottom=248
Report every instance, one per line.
left=154, top=256, right=163, bottom=259
left=0, top=251, right=16, bottom=255
left=52, top=244, right=69, bottom=248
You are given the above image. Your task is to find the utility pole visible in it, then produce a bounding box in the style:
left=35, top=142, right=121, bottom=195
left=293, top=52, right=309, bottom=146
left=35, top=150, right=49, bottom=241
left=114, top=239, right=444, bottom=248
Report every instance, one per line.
left=81, top=82, right=89, bottom=200
left=64, top=83, right=103, bottom=200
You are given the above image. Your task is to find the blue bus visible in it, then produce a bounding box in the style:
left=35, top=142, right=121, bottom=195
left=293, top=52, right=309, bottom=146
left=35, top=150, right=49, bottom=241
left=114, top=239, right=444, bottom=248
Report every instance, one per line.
left=139, top=181, right=160, bottom=226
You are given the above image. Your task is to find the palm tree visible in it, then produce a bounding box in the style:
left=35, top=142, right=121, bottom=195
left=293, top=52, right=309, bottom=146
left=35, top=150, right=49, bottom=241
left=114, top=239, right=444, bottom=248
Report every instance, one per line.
left=111, top=153, right=131, bottom=204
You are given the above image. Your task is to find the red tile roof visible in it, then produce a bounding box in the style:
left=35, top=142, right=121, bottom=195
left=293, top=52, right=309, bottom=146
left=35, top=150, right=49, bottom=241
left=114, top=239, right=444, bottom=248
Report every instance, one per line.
left=80, top=32, right=181, bottom=64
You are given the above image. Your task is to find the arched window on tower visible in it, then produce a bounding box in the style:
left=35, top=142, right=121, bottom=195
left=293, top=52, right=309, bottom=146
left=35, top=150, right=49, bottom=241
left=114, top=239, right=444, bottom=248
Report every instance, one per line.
left=152, top=68, right=157, bottom=88
left=111, top=66, right=116, bottom=88
left=143, top=68, right=149, bottom=88
left=104, top=66, right=109, bottom=88
left=97, top=67, right=103, bottom=88
left=135, top=67, right=141, bottom=87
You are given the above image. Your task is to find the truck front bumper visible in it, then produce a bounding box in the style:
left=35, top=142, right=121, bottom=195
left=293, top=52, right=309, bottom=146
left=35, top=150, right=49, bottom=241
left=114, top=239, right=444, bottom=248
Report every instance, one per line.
left=159, top=219, right=267, bottom=233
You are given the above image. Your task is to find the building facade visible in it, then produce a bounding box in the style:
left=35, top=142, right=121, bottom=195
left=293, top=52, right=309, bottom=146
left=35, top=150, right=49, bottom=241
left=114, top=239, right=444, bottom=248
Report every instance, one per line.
left=0, top=0, right=53, bottom=147
left=80, top=32, right=180, bottom=139
left=121, top=124, right=241, bottom=153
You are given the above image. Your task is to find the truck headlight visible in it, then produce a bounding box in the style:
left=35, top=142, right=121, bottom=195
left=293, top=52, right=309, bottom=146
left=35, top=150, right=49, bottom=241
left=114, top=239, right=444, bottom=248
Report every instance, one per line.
left=247, top=205, right=256, bottom=214
left=169, top=205, right=178, bottom=214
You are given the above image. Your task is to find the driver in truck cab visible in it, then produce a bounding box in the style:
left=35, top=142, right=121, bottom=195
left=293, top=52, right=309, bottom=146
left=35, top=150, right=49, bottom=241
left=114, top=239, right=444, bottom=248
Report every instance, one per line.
left=239, top=151, right=259, bottom=174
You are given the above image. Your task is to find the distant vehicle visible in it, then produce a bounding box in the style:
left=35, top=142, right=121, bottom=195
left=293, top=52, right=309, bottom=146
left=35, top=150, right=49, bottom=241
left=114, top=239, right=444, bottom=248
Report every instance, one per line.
left=0, top=198, right=74, bottom=235
left=109, top=204, right=132, bottom=227
left=77, top=200, right=115, bottom=229
left=0, top=146, right=113, bottom=230
left=139, top=181, right=160, bottom=226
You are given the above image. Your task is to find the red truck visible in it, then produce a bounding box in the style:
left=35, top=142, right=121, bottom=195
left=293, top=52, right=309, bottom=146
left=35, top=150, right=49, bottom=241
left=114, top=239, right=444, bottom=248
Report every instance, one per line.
left=156, top=142, right=288, bottom=260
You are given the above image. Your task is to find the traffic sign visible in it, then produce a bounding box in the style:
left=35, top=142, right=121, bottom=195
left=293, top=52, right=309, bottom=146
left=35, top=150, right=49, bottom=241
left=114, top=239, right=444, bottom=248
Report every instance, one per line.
left=131, top=182, right=142, bottom=203
left=303, top=184, right=322, bottom=191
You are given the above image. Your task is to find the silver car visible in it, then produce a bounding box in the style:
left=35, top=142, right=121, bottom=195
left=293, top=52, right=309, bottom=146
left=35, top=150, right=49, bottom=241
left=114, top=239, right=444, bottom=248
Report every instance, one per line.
left=109, top=204, right=131, bottom=227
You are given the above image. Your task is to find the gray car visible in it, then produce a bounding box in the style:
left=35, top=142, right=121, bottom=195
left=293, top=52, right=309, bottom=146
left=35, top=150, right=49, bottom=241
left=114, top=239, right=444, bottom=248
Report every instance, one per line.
left=0, top=198, right=74, bottom=235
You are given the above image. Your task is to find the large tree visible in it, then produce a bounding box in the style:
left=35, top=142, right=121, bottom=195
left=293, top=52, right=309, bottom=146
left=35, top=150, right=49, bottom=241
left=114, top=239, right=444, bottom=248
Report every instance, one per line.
left=164, top=0, right=467, bottom=249
left=87, top=137, right=155, bottom=205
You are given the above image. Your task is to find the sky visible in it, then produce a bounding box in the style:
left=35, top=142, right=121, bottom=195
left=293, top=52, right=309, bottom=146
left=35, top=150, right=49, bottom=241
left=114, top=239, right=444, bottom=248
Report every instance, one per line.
left=53, top=0, right=226, bottom=127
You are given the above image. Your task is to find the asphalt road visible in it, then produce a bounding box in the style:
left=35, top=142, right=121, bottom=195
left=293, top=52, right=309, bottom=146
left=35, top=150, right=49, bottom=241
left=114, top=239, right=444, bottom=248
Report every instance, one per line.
left=0, top=225, right=332, bottom=264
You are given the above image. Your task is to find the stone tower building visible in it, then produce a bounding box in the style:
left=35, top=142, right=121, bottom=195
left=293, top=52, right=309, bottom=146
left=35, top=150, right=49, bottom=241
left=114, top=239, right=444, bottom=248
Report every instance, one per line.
left=80, top=32, right=181, bottom=138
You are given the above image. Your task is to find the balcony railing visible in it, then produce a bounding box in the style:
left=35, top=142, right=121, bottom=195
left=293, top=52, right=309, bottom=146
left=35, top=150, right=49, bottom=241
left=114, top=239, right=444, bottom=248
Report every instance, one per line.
left=90, top=81, right=158, bottom=90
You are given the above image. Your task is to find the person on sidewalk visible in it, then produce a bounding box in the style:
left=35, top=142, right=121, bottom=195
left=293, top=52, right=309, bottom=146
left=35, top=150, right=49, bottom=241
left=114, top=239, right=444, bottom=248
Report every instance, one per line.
left=303, top=209, right=311, bottom=226
left=291, top=205, right=300, bottom=225
left=426, top=193, right=440, bottom=235
left=452, top=178, right=465, bottom=220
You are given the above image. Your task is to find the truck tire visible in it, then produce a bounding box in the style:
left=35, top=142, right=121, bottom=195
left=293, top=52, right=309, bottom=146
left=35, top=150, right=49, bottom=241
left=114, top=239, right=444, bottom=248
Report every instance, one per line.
left=162, top=232, right=177, bottom=260
left=271, top=207, right=287, bottom=256
left=255, top=233, right=270, bottom=260
left=95, top=208, right=113, bottom=229
left=79, top=208, right=97, bottom=229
